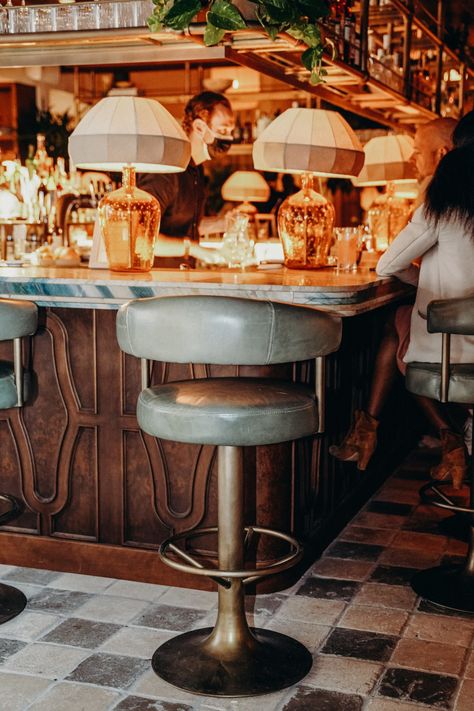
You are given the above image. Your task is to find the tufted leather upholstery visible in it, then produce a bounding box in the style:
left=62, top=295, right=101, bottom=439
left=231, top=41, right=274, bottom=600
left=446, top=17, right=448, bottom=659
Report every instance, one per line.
left=117, top=295, right=342, bottom=446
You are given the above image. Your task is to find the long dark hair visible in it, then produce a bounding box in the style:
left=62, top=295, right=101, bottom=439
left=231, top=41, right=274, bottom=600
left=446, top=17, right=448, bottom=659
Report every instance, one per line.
left=182, top=91, right=232, bottom=136
left=424, top=109, right=474, bottom=232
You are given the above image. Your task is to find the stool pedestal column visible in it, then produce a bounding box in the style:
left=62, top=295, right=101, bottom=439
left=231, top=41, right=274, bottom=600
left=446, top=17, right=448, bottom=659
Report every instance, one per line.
left=152, top=445, right=312, bottom=697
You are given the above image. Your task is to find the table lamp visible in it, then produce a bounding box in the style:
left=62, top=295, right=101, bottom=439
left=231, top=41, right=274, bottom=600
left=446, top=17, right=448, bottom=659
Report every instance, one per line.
left=352, top=134, right=416, bottom=250
left=221, top=170, right=270, bottom=213
left=252, top=108, right=364, bottom=268
left=68, top=96, right=191, bottom=272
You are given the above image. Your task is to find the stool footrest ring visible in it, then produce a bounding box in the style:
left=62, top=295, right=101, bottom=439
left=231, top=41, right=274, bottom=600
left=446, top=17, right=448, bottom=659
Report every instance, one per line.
left=419, top=480, right=474, bottom=515
left=159, top=525, right=303, bottom=583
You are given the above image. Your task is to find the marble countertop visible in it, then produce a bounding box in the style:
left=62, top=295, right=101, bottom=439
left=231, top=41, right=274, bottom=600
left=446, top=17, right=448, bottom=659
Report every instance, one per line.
left=0, top=265, right=412, bottom=316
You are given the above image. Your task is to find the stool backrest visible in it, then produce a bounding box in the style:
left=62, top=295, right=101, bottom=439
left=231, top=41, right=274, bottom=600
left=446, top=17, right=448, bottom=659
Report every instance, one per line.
left=117, top=296, right=341, bottom=365
left=428, top=296, right=474, bottom=335
left=0, top=299, right=38, bottom=341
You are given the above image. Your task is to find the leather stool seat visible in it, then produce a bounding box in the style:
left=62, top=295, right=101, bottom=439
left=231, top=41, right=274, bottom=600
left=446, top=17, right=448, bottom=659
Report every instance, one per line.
left=138, top=377, right=317, bottom=446
left=0, top=362, right=33, bottom=410
left=407, top=362, right=474, bottom=404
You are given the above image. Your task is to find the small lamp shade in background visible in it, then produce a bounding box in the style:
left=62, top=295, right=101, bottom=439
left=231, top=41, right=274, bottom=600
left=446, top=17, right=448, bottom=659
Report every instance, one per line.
left=252, top=108, right=364, bottom=268
left=221, top=171, right=270, bottom=213
left=352, top=134, right=416, bottom=250
left=352, top=134, right=416, bottom=186
left=68, top=96, right=191, bottom=272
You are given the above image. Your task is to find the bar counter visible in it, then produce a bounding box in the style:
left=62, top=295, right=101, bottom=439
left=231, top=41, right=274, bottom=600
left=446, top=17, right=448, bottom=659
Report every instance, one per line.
left=0, top=265, right=413, bottom=590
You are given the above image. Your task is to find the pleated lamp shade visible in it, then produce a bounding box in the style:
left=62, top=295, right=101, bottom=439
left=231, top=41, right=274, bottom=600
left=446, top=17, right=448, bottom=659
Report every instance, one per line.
left=68, top=96, right=191, bottom=173
left=252, top=108, right=364, bottom=178
left=222, top=171, right=270, bottom=203
left=353, top=134, right=416, bottom=186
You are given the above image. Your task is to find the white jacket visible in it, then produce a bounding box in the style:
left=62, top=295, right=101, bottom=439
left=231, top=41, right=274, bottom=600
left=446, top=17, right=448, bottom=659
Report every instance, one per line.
left=376, top=205, right=474, bottom=364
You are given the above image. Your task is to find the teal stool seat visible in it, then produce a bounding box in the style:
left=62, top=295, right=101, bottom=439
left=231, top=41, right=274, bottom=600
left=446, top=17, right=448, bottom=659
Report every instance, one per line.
left=117, top=295, right=341, bottom=697
left=0, top=297, right=38, bottom=624
left=406, top=295, right=474, bottom=613
left=138, top=378, right=317, bottom=446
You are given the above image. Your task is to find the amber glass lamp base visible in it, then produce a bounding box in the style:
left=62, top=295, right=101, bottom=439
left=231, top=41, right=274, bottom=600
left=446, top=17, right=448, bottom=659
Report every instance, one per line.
left=99, top=165, right=160, bottom=272
left=277, top=174, right=335, bottom=269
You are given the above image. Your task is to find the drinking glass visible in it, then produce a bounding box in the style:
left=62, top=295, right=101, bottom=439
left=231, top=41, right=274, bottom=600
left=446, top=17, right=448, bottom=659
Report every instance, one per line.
left=333, top=226, right=362, bottom=272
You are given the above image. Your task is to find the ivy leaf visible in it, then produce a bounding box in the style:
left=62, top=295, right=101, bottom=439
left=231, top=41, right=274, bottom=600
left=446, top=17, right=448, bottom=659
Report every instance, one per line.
left=207, top=0, right=247, bottom=30
left=204, top=22, right=226, bottom=45
left=301, top=46, right=322, bottom=71
left=259, top=1, right=297, bottom=25
left=163, top=0, right=201, bottom=30
left=147, top=15, right=162, bottom=31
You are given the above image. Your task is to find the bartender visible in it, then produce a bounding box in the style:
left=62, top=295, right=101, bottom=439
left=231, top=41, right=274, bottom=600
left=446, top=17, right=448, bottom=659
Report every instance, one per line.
left=138, top=91, right=235, bottom=266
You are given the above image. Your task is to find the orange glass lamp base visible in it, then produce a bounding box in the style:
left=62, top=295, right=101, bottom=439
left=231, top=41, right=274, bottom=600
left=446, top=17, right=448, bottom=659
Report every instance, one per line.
left=99, top=166, right=160, bottom=272
left=277, top=174, right=335, bottom=269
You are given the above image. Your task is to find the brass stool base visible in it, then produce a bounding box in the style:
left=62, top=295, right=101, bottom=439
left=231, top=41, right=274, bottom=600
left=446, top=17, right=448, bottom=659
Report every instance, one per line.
left=152, top=626, right=312, bottom=697
left=0, top=583, right=27, bottom=624
left=411, top=564, right=474, bottom=613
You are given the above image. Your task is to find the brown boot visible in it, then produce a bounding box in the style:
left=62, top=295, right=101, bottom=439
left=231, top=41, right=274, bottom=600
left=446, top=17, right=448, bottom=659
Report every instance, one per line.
left=431, top=429, right=467, bottom=490
left=329, top=410, right=379, bottom=471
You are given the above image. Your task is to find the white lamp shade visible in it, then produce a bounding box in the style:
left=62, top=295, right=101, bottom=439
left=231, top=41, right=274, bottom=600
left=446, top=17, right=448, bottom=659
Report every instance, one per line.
left=353, top=134, right=416, bottom=186
left=68, top=96, right=191, bottom=173
left=221, top=171, right=270, bottom=202
left=252, top=108, right=364, bottom=178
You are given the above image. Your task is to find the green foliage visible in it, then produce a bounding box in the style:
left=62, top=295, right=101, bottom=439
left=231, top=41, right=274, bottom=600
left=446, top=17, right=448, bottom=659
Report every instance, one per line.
left=29, top=109, right=73, bottom=162
left=147, top=0, right=332, bottom=83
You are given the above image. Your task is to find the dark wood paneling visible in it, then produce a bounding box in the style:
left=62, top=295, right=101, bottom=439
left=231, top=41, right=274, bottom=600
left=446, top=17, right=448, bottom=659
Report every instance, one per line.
left=0, top=303, right=415, bottom=589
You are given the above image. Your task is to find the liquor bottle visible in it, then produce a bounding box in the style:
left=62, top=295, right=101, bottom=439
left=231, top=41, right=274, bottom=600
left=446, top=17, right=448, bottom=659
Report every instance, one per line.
left=34, top=134, right=49, bottom=178
left=232, top=115, right=242, bottom=144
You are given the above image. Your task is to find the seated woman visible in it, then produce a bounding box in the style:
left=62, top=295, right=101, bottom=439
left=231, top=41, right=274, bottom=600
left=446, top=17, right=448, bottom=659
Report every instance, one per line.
left=331, top=109, right=474, bottom=489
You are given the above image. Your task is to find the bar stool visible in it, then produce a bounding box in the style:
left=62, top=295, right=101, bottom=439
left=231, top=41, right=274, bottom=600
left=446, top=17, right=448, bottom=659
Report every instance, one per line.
left=406, top=295, right=474, bottom=613
left=0, top=297, right=38, bottom=623
left=117, top=295, right=341, bottom=697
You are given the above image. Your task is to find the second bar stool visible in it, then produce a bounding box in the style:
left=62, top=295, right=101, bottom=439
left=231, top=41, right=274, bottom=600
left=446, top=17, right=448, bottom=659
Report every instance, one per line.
left=0, top=297, right=38, bottom=623
left=117, top=294, right=341, bottom=697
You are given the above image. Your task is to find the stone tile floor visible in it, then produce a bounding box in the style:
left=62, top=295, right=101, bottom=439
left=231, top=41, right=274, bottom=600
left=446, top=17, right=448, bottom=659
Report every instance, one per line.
left=0, top=448, right=473, bottom=710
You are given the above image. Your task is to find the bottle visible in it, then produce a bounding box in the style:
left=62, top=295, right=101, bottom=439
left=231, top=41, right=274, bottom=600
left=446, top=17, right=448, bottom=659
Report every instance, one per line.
left=34, top=134, right=49, bottom=178
left=232, top=115, right=242, bottom=144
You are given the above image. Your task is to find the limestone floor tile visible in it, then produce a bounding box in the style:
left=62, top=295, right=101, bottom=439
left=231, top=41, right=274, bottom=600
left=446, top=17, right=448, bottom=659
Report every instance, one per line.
left=157, top=587, right=217, bottom=610
left=277, top=596, right=345, bottom=626
left=352, top=583, right=417, bottom=611
left=264, top=618, right=330, bottom=651
left=366, top=699, right=435, bottom=711
left=133, top=668, right=204, bottom=705
left=0, top=611, right=61, bottom=641
left=304, top=654, right=383, bottom=695
left=391, top=531, right=447, bottom=554
left=371, top=487, right=421, bottom=505
left=3, top=566, right=60, bottom=586
left=100, top=625, right=174, bottom=658
left=26, top=681, right=121, bottom=711
left=73, top=594, right=150, bottom=624
left=66, top=652, right=149, bottom=690
left=0, top=564, right=14, bottom=576
left=1, top=642, right=89, bottom=678
left=465, top=650, right=474, bottom=678
left=311, top=558, right=374, bottom=581
left=49, top=572, right=116, bottom=593
left=339, top=526, right=397, bottom=547
left=352, top=512, right=408, bottom=530
left=445, top=538, right=469, bottom=556
left=391, top=638, right=467, bottom=675
left=339, top=605, right=408, bottom=636
left=27, top=588, right=93, bottom=615
left=282, top=685, right=364, bottom=711
left=0, top=671, right=52, bottom=711
left=456, top=679, right=474, bottom=711
left=116, top=695, right=197, bottom=710
left=403, top=612, right=474, bottom=647
left=103, top=579, right=168, bottom=601
left=378, top=547, right=441, bottom=569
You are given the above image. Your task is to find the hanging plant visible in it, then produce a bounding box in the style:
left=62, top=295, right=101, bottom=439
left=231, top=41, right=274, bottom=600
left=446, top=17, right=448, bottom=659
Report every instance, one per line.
left=147, top=0, right=335, bottom=85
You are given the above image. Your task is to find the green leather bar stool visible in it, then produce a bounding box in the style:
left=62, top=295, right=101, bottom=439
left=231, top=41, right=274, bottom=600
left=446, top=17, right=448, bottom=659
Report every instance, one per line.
left=406, top=295, right=474, bottom=613
left=117, top=295, right=341, bottom=697
left=0, top=297, right=38, bottom=623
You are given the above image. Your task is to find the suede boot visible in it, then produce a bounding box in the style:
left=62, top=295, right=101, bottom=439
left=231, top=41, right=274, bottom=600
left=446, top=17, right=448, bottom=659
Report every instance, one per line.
left=431, top=429, right=467, bottom=490
left=329, top=410, right=379, bottom=471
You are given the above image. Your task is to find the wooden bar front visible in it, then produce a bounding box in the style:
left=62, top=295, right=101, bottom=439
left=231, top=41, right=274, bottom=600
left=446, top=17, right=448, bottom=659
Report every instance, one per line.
left=0, top=266, right=413, bottom=591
